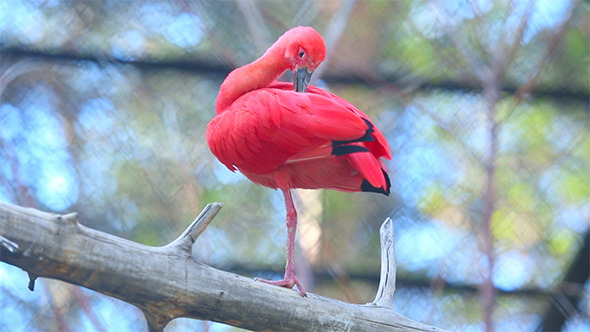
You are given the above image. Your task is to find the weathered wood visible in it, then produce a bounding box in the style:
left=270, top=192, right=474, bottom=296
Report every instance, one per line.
left=0, top=201, right=446, bottom=331
left=372, top=217, right=396, bottom=307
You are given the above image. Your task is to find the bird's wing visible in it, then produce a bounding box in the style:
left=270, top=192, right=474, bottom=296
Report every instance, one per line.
left=206, top=85, right=391, bottom=189
left=272, top=82, right=391, bottom=161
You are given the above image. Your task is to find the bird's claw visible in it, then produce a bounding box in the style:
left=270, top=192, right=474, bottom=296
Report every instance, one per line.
left=255, top=276, right=307, bottom=297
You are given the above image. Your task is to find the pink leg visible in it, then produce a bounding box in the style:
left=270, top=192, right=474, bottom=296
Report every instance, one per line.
left=256, top=188, right=306, bottom=296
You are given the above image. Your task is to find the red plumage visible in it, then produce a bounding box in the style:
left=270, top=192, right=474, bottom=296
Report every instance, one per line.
left=207, top=82, right=391, bottom=192
left=206, top=27, right=391, bottom=296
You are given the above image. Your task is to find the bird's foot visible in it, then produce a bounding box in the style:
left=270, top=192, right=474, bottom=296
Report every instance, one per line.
left=255, top=275, right=307, bottom=297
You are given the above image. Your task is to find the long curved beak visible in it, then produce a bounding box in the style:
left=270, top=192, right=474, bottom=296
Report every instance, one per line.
left=294, top=67, right=313, bottom=92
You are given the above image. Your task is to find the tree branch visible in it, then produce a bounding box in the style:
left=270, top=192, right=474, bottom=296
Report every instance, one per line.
left=0, top=201, right=446, bottom=332
left=371, top=218, right=396, bottom=307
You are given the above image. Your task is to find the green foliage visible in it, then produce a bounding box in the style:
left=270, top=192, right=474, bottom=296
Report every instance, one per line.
left=419, top=184, right=449, bottom=217
left=560, top=170, right=590, bottom=204
left=548, top=228, right=576, bottom=256
left=400, top=36, right=438, bottom=75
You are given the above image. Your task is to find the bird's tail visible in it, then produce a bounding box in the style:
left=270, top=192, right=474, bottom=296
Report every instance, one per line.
left=347, top=151, right=391, bottom=195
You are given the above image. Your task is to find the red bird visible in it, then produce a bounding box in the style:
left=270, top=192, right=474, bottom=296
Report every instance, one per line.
left=206, top=26, right=391, bottom=296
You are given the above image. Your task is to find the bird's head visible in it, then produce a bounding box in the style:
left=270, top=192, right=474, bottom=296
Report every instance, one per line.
left=279, top=26, right=327, bottom=92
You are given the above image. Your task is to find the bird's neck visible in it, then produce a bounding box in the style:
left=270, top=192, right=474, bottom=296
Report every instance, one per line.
left=215, top=46, right=290, bottom=114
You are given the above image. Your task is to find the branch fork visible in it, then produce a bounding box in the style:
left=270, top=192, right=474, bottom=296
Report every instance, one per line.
left=160, top=202, right=224, bottom=255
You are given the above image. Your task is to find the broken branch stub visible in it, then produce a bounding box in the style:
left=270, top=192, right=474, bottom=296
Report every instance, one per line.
left=372, top=217, right=397, bottom=307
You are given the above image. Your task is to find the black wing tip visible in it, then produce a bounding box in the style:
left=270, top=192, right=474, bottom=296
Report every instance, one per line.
left=332, top=118, right=376, bottom=147
left=360, top=170, right=391, bottom=196
left=333, top=119, right=375, bottom=146
left=332, top=145, right=370, bottom=157
left=362, top=118, right=375, bottom=133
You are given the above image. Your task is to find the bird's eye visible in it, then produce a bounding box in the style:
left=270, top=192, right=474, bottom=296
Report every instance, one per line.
left=298, top=50, right=305, bottom=58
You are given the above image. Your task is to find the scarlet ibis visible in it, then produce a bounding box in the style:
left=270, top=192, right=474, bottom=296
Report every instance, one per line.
left=206, top=26, right=391, bottom=296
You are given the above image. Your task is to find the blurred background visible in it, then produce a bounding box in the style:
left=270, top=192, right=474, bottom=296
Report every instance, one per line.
left=0, top=0, right=588, bottom=331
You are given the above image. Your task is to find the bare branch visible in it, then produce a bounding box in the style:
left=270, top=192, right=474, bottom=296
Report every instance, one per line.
left=0, top=201, right=446, bottom=332
left=371, top=218, right=396, bottom=307
left=237, top=1, right=272, bottom=54
left=312, top=0, right=356, bottom=82
left=162, top=202, right=223, bottom=254
left=492, top=0, right=536, bottom=79
left=512, top=0, right=580, bottom=101
left=427, top=0, right=487, bottom=82
left=501, top=0, right=580, bottom=121
left=290, top=0, right=318, bottom=27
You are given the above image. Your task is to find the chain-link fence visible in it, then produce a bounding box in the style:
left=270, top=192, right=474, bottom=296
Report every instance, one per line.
left=1, top=1, right=588, bottom=331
